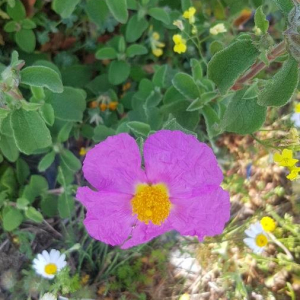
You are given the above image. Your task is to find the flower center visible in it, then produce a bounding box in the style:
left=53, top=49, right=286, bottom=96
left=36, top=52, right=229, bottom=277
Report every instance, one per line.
left=131, top=183, right=171, bottom=225
left=44, top=263, right=58, bottom=275
left=255, top=234, right=268, bottom=247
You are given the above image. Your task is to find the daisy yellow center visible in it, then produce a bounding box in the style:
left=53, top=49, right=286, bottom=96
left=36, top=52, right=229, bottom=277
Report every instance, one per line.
left=44, top=263, right=58, bottom=275
left=255, top=234, right=268, bottom=247
left=131, top=183, right=171, bottom=225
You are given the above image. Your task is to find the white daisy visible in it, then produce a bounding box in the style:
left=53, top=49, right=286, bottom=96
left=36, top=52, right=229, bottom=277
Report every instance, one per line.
left=243, top=222, right=268, bottom=254
left=33, top=249, right=67, bottom=279
left=40, top=293, right=57, bottom=300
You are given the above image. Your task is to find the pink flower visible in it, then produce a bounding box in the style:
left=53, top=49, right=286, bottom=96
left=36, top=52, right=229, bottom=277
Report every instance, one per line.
left=76, top=130, right=230, bottom=249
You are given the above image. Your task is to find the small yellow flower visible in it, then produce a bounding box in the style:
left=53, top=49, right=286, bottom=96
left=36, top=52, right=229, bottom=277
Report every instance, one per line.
left=210, top=23, right=227, bottom=35
left=173, top=34, right=187, bottom=54
left=287, top=166, right=300, bottom=181
left=79, top=147, right=87, bottom=156
left=108, top=101, right=118, bottom=111
left=152, top=48, right=163, bottom=57
left=273, top=149, right=298, bottom=167
left=183, top=7, right=196, bottom=24
left=260, top=217, right=276, bottom=232
left=150, top=31, right=165, bottom=57
left=295, top=103, right=300, bottom=113
left=179, top=293, right=190, bottom=300
left=152, top=32, right=160, bottom=40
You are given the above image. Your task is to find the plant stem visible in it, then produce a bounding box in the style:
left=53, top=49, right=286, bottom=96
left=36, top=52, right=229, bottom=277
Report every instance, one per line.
left=232, top=41, right=287, bottom=90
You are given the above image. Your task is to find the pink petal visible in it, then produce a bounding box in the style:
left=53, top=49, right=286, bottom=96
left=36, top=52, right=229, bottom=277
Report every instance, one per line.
left=168, top=187, right=230, bottom=240
left=82, top=133, right=146, bottom=194
left=76, top=187, right=136, bottom=246
left=143, top=130, right=223, bottom=198
left=121, top=219, right=172, bottom=249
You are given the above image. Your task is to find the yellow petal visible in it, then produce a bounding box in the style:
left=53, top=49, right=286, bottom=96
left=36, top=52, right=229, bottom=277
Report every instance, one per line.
left=282, top=148, right=293, bottom=159
left=273, top=152, right=282, bottom=163
left=173, top=34, right=182, bottom=44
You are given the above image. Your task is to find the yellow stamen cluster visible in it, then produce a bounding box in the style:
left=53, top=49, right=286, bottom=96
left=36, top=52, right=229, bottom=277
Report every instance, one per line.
left=295, top=103, right=300, bottom=113
left=255, top=233, right=268, bottom=247
left=274, top=148, right=300, bottom=181
left=173, top=34, right=187, bottom=54
left=131, top=183, right=171, bottom=225
left=260, top=217, right=276, bottom=232
left=150, top=32, right=165, bottom=57
left=79, top=147, right=88, bottom=156
left=44, top=263, right=58, bottom=275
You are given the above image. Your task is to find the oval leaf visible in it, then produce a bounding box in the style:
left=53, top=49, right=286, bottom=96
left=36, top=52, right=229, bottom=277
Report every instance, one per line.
left=21, top=66, right=63, bottom=93
left=105, top=0, right=128, bottom=23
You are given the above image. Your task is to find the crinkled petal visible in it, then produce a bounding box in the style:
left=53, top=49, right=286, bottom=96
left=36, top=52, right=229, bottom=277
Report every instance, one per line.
left=82, top=133, right=146, bottom=194
left=77, top=187, right=136, bottom=246
left=121, top=219, right=172, bottom=249
left=167, top=187, right=230, bottom=240
left=143, top=130, right=223, bottom=198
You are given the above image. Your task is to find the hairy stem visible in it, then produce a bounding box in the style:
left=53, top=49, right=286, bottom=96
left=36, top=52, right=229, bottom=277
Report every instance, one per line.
left=232, top=41, right=287, bottom=90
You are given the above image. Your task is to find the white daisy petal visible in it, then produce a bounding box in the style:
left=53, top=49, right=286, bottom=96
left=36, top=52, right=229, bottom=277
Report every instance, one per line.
left=49, top=249, right=60, bottom=261
left=42, top=250, right=51, bottom=262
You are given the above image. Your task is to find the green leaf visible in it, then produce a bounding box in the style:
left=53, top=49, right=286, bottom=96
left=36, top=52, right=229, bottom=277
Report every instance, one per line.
left=20, top=100, right=41, bottom=111
left=126, top=44, right=148, bottom=58
left=11, top=109, right=52, bottom=154
left=0, top=167, right=17, bottom=196
left=22, top=175, right=48, bottom=203
left=4, top=21, right=18, bottom=32
left=255, top=6, right=269, bottom=34
left=273, top=0, right=293, bottom=15
left=0, top=108, right=10, bottom=119
left=153, top=65, right=168, bottom=88
left=16, top=158, right=29, bottom=184
left=46, top=87, right=86, bottom=121
left=257, top=56, right=299, bottom=107
left=221, top=88, right=267, bottom=134
left=60, top=150, right=81, bottom=172
left=148, top=7, right=170, bottom=24
left=191, top=59, right=203, bottom=82
left=108, top=60, right=130, bottom=85
left=208, top=39, right=259, bottom=94
left=57, top=122, right=73, bottom=142
left=15, top=29, right=36, bottom=53
left=202, top=105, right=221, bottom=138
left=40, top=103, right=55, bottom=126
left=0, top=114, right=13, bottom=137
left=125, top=14, right=149, bottom=43
left=6, top=0, right=26, bottom=21
left=181, top=0, right=192, bottom=10
left=127, top=121, right=151, bottom=137
left=172, top=73, right=200, bottom=100
left=162, top=118, right=196, bottom=137
left=52, top=0, right=80, bottom=18
left=41, top=194, right=58, bottom=217
left=95, top=47, right=118, bottom=60
left=16, top=198, right=29, bottom=210
left=38, top=151, right=56, bottom=172
left=58, top=193, right=74, bottom=218
left=20, top=18, right=36, bottom=29
left=93, top=125, right=115, bottom=142
left=3, top=207, right=23, bottom=231
left=0, top=134, right=19, bottom=162
left=25, top=207, right=43, bottom=223
left=105, top=0, right=128, bottom=23
left=85, top=0, right=109, bottom=28
left=21, top=66, right=63, bottom=93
